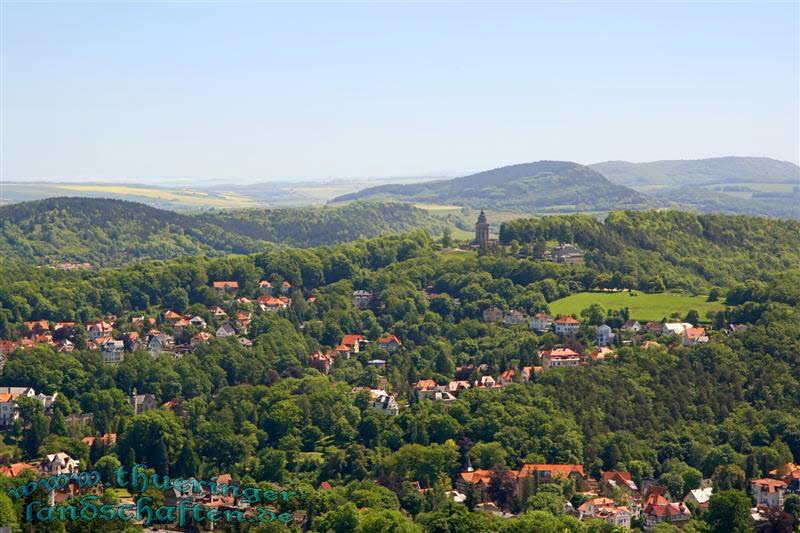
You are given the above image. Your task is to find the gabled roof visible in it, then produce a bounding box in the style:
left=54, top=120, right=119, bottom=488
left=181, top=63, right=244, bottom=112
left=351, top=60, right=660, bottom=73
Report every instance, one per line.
left=415, top=379, right=438, bottom=391
left=212, top=281, right=239, bottom=289
left=554, top=316, right=580, bottom=324
left=459, top=469, right=494, bottom=486
left=539, top=348, right=580, bottom=358
left=378, top=334, right=401, bottom=345
left=341, top=334, right=365, bottom=346
left=751, top=478, right=787, bottom=492
left=517, top=463, right=585, bottom=479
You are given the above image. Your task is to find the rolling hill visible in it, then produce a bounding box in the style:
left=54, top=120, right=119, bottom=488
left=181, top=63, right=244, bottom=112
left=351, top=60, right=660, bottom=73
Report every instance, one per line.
left=590, top=156, right=800, bottom=187
left=331, top=161, right=651, bottom=213
left=0, top=198, right=448, bottom=266
left=591, top=157, right=800, bottom=219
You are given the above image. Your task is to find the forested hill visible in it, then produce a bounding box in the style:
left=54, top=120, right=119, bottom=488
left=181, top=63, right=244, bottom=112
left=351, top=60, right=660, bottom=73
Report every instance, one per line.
left=332, top=161, right=650, bottom=212
left=195, top=201, right=449, bottom=247
left=0, top=197, right=447, bottom=266
left=591, top=156, right=800, bottom=187
left=500, top=210, right=800, bottom=290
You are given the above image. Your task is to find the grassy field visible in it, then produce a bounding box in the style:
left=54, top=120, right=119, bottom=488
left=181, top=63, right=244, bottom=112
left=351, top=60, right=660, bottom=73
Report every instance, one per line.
left=549, top=290, right=725, bottom=322
left=53, top=184, right=260, bottom=208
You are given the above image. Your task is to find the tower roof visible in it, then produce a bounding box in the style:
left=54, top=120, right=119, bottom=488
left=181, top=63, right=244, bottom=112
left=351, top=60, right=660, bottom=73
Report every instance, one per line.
left=476, top=209, right=487, bottom=224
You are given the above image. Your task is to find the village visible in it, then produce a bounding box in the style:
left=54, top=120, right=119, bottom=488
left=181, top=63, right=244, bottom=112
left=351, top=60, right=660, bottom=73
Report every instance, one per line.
left=0, top=263, right=778, bottom=531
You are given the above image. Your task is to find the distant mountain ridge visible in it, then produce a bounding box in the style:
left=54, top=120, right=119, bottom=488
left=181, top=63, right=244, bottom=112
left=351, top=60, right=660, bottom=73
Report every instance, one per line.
left=332, top=160, right=650, bottom=212
left=590, top=156, right=800, bottom=187
left=0, top=197, right=447, bottom=266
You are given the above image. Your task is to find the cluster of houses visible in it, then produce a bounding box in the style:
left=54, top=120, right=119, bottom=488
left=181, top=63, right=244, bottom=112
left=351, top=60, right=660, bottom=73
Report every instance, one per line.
left=451, top=460, right=800, bottom=530
left=0, top=386, right=58, bottom=427
left=310, top=333, right=402, bottom=375
left=0, top=279, right=302, bottom=365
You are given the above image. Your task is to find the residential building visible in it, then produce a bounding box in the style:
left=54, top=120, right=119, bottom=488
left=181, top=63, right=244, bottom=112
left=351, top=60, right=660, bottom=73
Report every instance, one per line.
left=621, top=320, right=641, bottom=332
left=662, top=322, right=693, bottom=336
left=369, top=390, right=400, bottom=416
left=378, top=334, right=402, bottom=351
left=86, top=321, right=113, bottom=341
left=504, top=310, right=525, bottom=326
left=682, top=327, right=709, bottom=346
left=498, top=368, right=516, bottom=386
left=352, top=290, right=373, bottom=310
left=130, top=392, right=158, bottom=415
left=147, top=333, right=175, bottom=355
left=596, top=324, right=615, bottom=346
left=212, top=281, right=239, bottom=293
left=539, top=348, right=582, bottom=369
left=483, top=306, right=503, bottom=323
left=209, top=306, right=227, bottom=320
left=546, top=243, right=584, bottom=264
left=101, top=339, right=125, bottom=364
left=191, top=332, right=212, bottom=347
left=684, top=487, right=713, bottom=511
left=530, top=312, right=553, bottom=333
left=215, top=323, right=237, bottom=338
left=554, top=316, right=581, bottom=335
left=588, top=347, right=616, bottom=363
left=750, top=478, right=787, bottom=508
left=456, top=469, right=494, bottom=503
left=643, top=486, right=692, bottom=530
left=189, top=316, right=207, bottom=329
left=39, top=453, right=79, bottom=476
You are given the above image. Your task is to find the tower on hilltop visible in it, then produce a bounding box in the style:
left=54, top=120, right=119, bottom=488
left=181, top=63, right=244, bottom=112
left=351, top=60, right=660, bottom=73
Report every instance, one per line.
left=475, top=209, right=490, bottom=247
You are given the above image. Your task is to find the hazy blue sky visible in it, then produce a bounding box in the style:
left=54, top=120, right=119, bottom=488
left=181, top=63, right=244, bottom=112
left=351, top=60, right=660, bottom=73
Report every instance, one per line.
left=1, top=1, right=798, bottom=182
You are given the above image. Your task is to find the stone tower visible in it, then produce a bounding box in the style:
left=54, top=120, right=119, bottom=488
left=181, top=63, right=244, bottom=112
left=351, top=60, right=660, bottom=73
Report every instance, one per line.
left=475, top=209, right=489, bottom=246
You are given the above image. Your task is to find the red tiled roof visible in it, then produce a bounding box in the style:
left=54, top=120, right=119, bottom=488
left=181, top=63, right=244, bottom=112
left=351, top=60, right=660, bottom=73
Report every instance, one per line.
left=555, top=316, right=580, bottom=324
left=539, top=348, right=580, bottom=358
left=341, top=334, right=365, bottom=347
left=213, top=281, right=239, bottom=289
left=517, top=464, right=585, bottom=479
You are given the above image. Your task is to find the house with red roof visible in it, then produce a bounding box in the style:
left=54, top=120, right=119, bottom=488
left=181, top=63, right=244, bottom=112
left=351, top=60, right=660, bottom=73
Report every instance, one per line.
left=682, top=327, right=709, bottom=346
left=539, top=348, right=582, bottom=369
left=212, top=281, right=239, bottom=293
left=751, top=478, right=787, bottom=508
left=455, top=469, right=495, bottom=503
left=643, top=485, right=692, bottom=530
left=377, top=334, right=402, bottom=351
left=554, top=316, right=581, bottom=335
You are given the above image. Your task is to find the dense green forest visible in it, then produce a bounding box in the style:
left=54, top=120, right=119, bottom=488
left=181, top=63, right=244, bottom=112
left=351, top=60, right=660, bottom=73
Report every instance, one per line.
left=500, top=211, right=800, bottom=291
left=0, top=212, right=798, bottom=531
left=0, top=198, right=447, bottom=266
left=333, top=161, right=651, bottom=213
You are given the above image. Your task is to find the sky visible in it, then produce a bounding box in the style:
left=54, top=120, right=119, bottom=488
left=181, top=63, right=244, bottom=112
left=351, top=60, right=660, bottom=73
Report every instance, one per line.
left=1, top=1, right=798, bottom=183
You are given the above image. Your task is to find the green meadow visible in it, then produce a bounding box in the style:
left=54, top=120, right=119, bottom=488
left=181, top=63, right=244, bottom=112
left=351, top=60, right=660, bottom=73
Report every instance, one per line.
left=549, top=290, right=725, bottom=322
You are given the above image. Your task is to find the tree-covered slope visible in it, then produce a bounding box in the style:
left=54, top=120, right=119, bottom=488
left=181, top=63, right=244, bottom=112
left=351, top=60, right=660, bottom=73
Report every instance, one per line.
left=197, top=202, right=449, bottom=248
left=332, top=161, right=650, bottom=212
left=0, top=197, right=447, bottom=266
left=500, top=210, right=800, bottom=290
left=591, top=156, right=800, bottom=187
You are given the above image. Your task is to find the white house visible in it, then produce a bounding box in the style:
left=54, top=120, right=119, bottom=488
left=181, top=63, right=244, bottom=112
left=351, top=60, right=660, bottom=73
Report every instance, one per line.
left=101, top=339, right=125, bottom=364
left=0, top=387, right=56, bottom=426
left=530, top=313, right=553, bottom=333
left=554, top=316, right=581, bottom=335
left=370, top=390, right=400, bottom=416
left=596, top=324, right=615, bottom=346
left=216, top=323, right=237, bottom=338
left=39, top=453, right=79, bottom=476
left=662, top=323, right=694, bottom=336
